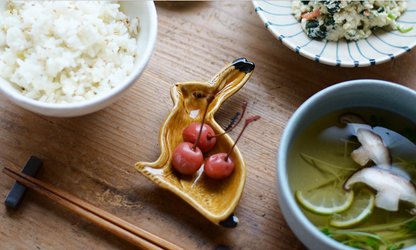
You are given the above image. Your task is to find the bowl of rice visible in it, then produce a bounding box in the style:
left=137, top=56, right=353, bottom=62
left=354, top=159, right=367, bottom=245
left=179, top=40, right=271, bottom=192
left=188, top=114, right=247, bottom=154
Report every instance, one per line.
left=253, top=0, right=416, bottom=67
left=0, top=1, right=157, bottom=117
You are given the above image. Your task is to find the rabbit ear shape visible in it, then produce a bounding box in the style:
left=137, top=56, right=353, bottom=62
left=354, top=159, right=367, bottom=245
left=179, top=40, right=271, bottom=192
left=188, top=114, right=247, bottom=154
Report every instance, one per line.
left=208, top=58, right=254, bottom=103
left=170, top=58, right=254, bottom=114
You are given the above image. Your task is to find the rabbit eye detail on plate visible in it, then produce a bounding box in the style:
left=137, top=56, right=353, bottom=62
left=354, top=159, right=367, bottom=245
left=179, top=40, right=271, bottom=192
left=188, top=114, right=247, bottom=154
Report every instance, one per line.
left=193, top=92, right=206, bottom=99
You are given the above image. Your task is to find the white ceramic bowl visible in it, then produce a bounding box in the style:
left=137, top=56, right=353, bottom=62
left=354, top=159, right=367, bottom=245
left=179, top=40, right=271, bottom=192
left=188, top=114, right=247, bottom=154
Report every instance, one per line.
left=277, top=80, right=416, bottom=249
left=0, top=1, right=157, bottom=117
left=253, top=1, right=416, bottom=67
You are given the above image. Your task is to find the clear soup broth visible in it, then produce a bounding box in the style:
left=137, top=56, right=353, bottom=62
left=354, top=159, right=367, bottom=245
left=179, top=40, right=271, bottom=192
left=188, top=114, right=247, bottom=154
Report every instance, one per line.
left=287, top=107, right=416, bottom=250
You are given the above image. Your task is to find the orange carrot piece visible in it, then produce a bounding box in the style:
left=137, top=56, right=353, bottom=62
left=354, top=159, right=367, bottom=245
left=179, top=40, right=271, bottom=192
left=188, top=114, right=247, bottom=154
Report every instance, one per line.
left=301, top=8, right=321, bottom=20
left=364, top=9, right=370, bottom=16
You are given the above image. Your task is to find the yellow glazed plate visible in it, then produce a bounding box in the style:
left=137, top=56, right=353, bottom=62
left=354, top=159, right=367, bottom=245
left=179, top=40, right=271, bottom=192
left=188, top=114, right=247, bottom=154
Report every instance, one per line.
left=135, top=58, right=255, bottom=227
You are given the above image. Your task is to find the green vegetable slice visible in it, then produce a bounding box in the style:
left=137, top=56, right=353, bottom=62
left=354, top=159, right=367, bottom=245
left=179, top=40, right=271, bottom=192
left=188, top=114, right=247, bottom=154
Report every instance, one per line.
left=397, top=25, right=414, bottom=33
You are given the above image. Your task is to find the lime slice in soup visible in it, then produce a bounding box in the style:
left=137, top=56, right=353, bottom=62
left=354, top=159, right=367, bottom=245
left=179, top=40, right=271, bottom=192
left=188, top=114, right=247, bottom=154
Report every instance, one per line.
left=295, top=185, right=354, bottom=215
left=330, top=189, right=375, bottom=228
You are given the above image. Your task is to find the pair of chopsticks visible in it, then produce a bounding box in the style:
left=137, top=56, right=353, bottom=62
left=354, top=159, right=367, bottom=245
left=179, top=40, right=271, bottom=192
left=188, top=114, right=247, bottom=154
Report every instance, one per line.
left=2, top=167, right=185, bottom=250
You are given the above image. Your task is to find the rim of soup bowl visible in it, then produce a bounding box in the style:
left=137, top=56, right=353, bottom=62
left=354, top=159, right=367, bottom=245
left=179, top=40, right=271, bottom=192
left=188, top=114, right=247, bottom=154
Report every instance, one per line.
left=277, top=79, right=416, bottom=250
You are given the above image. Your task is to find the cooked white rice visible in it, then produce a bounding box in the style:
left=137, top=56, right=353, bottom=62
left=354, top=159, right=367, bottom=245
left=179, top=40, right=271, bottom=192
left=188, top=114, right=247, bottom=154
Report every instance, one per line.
left=0, top=1, right=139, bottom=103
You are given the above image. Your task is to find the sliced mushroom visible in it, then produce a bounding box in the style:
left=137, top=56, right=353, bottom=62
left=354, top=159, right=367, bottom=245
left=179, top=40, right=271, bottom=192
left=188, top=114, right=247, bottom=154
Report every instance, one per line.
left=344, top=167, right=416, bottom=214
left=351, top=128, right=391, bottom=169
left=338, top=112, right=367, bottom=124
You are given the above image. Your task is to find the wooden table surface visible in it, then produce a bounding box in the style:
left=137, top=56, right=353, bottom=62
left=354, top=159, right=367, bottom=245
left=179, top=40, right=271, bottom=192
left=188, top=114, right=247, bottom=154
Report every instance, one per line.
left=1, top=2, right=416, bottom=250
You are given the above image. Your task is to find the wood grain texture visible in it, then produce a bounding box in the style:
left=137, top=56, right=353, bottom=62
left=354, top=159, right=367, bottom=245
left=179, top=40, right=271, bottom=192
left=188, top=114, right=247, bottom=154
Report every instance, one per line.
left=1, top=2, right=416, bottom=250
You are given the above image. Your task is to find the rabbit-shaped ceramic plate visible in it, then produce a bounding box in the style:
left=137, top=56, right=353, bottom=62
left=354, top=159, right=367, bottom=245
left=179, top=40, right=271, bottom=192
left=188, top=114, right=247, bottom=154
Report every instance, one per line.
left=135, top=58, right=255, bottom=228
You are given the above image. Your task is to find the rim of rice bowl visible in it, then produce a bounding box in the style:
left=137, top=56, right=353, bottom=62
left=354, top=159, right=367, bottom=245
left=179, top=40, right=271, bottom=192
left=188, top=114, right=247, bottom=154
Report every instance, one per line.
left=0, top=1, right=158, bottom=117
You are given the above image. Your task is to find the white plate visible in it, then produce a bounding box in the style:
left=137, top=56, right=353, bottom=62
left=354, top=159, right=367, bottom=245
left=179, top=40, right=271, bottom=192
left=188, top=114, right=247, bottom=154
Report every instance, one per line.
left=253, top=1, right=416, bottom=67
